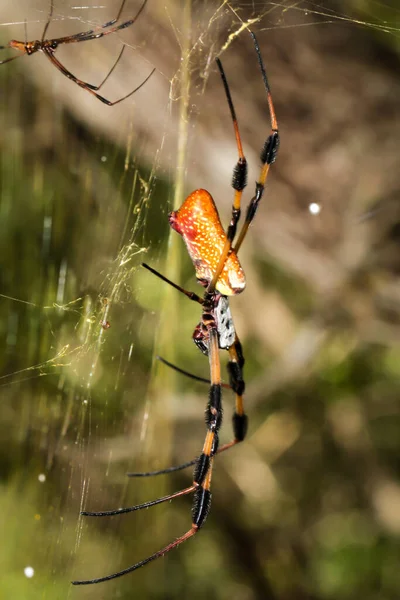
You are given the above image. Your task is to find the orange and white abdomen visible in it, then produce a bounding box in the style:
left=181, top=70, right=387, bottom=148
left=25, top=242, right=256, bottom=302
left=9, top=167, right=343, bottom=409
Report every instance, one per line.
left=169, top=189, right=245, bottom=297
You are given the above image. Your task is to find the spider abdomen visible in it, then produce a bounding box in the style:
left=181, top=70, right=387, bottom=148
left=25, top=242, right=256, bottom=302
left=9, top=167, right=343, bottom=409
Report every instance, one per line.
left=169, top=189, right=246, bottom=296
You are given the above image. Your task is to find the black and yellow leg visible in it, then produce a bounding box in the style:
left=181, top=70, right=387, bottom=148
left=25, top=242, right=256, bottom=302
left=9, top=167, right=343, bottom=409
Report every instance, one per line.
left=212, top=336, right=248, bottom=458
left=191, top=324, right=222, bottom=530
left=193, top=326, right=223, bottom=486
left=234, top=32, right=280, bottom=255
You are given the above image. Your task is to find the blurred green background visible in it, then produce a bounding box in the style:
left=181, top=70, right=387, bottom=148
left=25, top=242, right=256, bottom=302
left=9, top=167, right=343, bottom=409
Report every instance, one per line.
left=0, top=1, right=400, bottom=599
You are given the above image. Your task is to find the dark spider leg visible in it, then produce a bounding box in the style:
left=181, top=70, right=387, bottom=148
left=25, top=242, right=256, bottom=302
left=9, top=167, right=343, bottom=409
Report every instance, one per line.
left=155, top=355, right=231, bottom=389
left=126, top=444, right=234, bottom=478
left=0, top=54, right=23, bottom=65
left=54, top=0, right=147, bottom=46
left=156, top=355, right=212, bottom=385
left=43, top=48, right=154, bottom=105
left=142, top=263, right=204, bottom=304
left=81, top=484, right=196, bottom=517
left=126, top=439, right=241, bottom=478
left=72, top=326, right=221, bottom=585
left=209, top=57, right=248, bottom=293
left=180, top=322, right=222, bottom=507
left=72, top=526, right=197, bottom=585
left=233, top=32, right=280, bottom=254
left=41, top=0, right=54, bottom=43
left=127, top=458, right=198, bottom=477
left=37, top=46, right=127, bottom=93
left=189, top=324, right=222, bottom=522
left=82, top=46, right=127, bottom=91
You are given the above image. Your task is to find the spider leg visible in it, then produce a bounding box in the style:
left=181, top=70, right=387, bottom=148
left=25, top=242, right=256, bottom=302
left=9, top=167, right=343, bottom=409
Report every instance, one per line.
left=43, top=48, right=154, bottom=105
left=72, top=526, right=197, bottom=585
left=127, top=457, right=198, bottom=477
left=155, top=355, right=231, bottom=388
left=209, top=57, right=248, bottom=292
left=72, top=46, right=126, bottom=92
left=55, top=0, right=147, bottom=46
left=233, top=32, right=280, bottom=254
left=142, top=263, right=204, bottom=304
left=218, top=335, right=248, bottom=454
left=81, top=484, right=196, bottom=517
left=0, top=53, right=24, bottom=65
left=41, top=0, right=54, bottom=43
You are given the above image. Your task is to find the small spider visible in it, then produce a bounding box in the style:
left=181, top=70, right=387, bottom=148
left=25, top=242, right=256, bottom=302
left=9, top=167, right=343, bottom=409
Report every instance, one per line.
left=72, top=31, right=279, bottom=585
left=0, top=0, right=154, bottom=105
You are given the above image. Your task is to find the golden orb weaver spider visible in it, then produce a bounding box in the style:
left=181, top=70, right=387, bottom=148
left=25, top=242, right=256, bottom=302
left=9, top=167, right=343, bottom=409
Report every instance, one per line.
left=72, top=31, right=279, bottom=586
left=0, top=0, right=154, bottom=105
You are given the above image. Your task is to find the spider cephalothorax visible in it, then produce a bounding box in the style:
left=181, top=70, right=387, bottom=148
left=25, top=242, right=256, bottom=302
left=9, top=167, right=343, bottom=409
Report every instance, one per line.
left=192, top=293, right=236, bottom=355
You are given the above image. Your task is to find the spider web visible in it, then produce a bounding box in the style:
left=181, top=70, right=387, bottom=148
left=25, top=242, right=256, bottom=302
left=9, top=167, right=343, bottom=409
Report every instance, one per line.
left=0, top=1, right=400, bottom=599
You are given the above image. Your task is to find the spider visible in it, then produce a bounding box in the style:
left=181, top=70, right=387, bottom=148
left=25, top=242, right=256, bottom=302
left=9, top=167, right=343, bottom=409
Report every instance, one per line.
left=0, top=0, right=154, bottom=105
left=72, top=31, right=279, bottom=585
